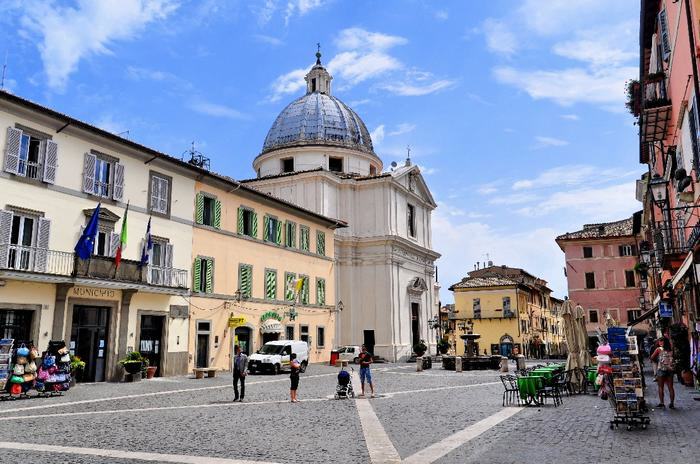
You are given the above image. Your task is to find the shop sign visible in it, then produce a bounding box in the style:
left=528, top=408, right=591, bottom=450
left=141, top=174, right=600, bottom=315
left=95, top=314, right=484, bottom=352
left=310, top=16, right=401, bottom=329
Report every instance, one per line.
left=659, top=301, right=672, bottom=318
left=71, top=287, right=116, bottom=299
left=260, top=311, right=282, bottom=323
left=228, top=316, right=246, bottom=328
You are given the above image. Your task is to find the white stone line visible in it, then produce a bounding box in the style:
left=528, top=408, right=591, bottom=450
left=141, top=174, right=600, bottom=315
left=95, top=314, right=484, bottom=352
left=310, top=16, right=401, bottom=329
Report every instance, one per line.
left=352, top=371, right=402, bottom=464
left=0, top=372, right=335, bottom=414
left=0, top=441, right=281, bottom=464
left=401, top=407, right=523, bottom=464
left=379, top=381, right=500, bottom=398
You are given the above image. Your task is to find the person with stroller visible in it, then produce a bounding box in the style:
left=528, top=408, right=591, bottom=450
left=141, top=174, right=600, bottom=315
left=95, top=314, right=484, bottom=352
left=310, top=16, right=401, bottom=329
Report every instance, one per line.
left=358, top=344, right=374, bottom=398
left=290, top=353, right=301, bottom=403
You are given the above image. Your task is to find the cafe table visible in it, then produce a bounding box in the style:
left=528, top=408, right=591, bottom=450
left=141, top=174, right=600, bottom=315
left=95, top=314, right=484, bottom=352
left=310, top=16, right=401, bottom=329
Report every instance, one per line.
left=517, top=375, right=544, bottom=405
left=530, top=367, right=558, bottom=381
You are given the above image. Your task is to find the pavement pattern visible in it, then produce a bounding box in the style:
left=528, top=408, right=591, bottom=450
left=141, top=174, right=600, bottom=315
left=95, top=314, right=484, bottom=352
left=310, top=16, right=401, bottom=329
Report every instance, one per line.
left=0, top=361, right=697, bottom=464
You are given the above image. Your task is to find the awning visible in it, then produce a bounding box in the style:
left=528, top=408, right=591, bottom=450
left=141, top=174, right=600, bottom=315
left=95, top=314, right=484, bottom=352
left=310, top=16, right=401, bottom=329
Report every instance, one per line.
left=628, top=306, right=658, bottom=326
left=260, top=319, right=283, bottom=334
left=671, top=251, right=694, bottom=287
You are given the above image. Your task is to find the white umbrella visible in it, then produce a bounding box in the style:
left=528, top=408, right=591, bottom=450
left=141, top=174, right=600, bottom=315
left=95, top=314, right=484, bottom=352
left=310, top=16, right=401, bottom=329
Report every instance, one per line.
left=575, top=304, right=592, bottom=367
left=561, top=300, right=581, bottom=375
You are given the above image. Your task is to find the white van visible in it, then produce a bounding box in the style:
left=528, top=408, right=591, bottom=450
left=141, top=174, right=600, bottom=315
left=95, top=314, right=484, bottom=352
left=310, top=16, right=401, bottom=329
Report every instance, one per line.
left=248, top=340, right=309, bottom=375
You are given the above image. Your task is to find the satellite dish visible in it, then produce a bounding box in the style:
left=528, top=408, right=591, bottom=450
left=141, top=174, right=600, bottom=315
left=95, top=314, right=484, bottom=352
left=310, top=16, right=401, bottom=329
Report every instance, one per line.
left=391, top=161, right=398, bottom=168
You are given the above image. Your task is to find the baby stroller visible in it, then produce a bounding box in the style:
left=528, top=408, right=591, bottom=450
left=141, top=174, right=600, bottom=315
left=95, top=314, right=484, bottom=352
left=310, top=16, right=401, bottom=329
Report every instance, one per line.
left=335, top=367, right=354, bottom=399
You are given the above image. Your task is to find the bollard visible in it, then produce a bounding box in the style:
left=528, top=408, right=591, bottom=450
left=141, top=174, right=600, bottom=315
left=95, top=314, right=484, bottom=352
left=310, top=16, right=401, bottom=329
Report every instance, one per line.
left=455, top=356, right=463, bottom=372
left=416, top=356, right=423, bottom=372
left=500, top=356, right=509, bottom=373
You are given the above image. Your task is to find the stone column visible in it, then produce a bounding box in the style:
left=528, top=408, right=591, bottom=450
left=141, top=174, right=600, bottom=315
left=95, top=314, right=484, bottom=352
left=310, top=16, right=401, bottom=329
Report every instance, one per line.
left=116, top=289, right=138, bottom=363
left=51, top=284, right=74, bottom=341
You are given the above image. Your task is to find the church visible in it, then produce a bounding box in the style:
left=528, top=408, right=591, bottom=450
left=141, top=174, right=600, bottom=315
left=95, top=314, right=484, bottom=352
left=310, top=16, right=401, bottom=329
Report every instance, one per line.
left=243, top=51, right=441, bottom=361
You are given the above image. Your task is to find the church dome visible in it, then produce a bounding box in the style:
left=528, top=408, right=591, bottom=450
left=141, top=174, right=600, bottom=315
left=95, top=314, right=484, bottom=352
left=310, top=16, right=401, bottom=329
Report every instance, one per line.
left=261, top=50, right=375, bottom=156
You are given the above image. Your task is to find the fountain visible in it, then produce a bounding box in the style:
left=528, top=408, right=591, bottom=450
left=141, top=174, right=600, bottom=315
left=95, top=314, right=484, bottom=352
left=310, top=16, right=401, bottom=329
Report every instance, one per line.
left=442, top=329, right=500, bottom=371
left=460, top=333, right=481, bottom=358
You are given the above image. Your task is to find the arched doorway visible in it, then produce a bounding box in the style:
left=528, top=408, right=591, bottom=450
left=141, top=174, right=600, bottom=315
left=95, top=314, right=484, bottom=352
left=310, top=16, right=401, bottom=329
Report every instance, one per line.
left=499, top=334, right=514, bottom=357
left=260, top=318, right=283, bottom=345
left=235, top=326, right=252, bottom=355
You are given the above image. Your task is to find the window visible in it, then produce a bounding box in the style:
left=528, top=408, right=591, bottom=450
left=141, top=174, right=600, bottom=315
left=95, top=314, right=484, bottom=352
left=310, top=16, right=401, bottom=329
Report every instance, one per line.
left=282, top=158, right=294, bottom=173
left=585, top=272, right=596, bottom=289
left=619, top=245, right=635, bottom=257
left=520, top=320, right=528, bottom=333
left=369, top=165, right=377, bottom=176
left=3, top=126, right=57, bottom=183
left=503, top=297, right=513, bottom=317
left=407, top=204, right=416, bottom=238
left=149, top=172, right=171, bottom=216
left=329, top=157, right=343, bottom=172
left=583, top=246, right=593, bottom=258
left=299, top=275, right=309, bottom=304
left=193, top=257, right=213, bottom=293
left=238, top=264, right=253, bottom=298
left=625, top=270, right=636, bottom=287
left=300, top=226, right=310, bottom=251
left=285, top=221, right=296, bottom=248
left=286, top=325, right=294, bottom=340
left=264, top=216, right=281, bottom=244
left=0, top=309, right=33, bottom=341
left=82, top=152, right=123, bottom=201
left=265, top=269, right=277, bottom=300
left=316, top=278, right=326, bottom=305
left=316, top=230, right=326, bottom=256
left=148, top=238, right=173, bottom=285
left=237, top=207, right=257, bottom=238
left=300, top=325, right=309, bottom=344
left=284, top=272, right=297, bottom=301
left=196, top=193, right=221, bottom=229
left=473, top=298, right=481, bottom=319
left=627, top=309, right=641, bottom=322
left=4, top=211, right=45, bottom=271
left=317, top=326, right=325, bottom=348
left=589, top=310, right=598, bottom=323
left=17, top=132, right=42, bottom=179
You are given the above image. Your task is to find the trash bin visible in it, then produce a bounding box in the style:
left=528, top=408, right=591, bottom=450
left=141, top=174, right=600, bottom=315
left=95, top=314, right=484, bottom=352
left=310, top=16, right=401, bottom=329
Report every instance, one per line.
left=500, top=356, right=509, bottom=373
left=329, top=350, right=340, bottom=366
left=516, top=354, right=526, bottom=371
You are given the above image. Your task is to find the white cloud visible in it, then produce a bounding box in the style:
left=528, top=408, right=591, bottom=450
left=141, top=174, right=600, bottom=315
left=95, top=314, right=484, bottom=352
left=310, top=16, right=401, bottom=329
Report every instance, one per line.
left=434, top=10, right=448, bottom=21
left=532, top=136, right=569, bottom=149
left=388, top=123, right=416, bottom=136
left=250, top=0, right=277, bottom=26
left=253, top=34, right=284, bottom=46
left=370, top=125, right=385, bottom=145
left=517, top=0, right=622, bottom=37
left=511, top=165, right=636, bottom=190
left=466, top=93, right=493, bottom=106
left=552, top=21, right=637, bottom=68
left=482, top=18, right=518, bottom=55
left=334, top=28, right=407, bottom=51
left=517, top=182, right=638, bottom=218
left=477, top=182, right=500, bottom=195
left=417, top=164, right=437, bottom=175
left=328, top=51, right=402, bottom=86
left=20, top=0, right=177, bottom=91
left=284, top=0, right=325, bottom=24
left=188, top=99, right=246, bottom=119
left=349, top=98, right=371, bottom=107
left=94, top=114, right=129, bottom=135
left=380, top=79, right=454, bottom=96
left=269, top=67, right=307, bottom=102
left=489, top=192, right=540, bottom=206
left=561, top=114, right=580, bottom=120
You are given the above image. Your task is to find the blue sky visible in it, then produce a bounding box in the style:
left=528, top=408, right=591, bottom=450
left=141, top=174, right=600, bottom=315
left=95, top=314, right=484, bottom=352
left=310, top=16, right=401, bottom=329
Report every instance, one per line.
left=0, top=0, right=642, bottom=299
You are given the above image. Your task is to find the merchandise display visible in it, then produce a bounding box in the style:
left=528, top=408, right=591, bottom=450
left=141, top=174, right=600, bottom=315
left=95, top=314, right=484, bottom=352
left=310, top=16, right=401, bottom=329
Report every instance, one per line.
left=1, top=339, right=72, bottom=400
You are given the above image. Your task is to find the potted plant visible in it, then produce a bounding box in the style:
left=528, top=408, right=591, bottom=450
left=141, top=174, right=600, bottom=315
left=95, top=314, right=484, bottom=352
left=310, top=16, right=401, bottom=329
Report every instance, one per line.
left=437, top=338, right=449, bottom=355
left=625, top=79, right=641, bottom=116
left=69, top=354, right=86, bottom=385
left=145, top=361, right=157, bottom=380
left=413, top=339, right=427, bottom=357
left=634, top=262, right=649, bottom=278
left=119, top=351, right=145, bottom=377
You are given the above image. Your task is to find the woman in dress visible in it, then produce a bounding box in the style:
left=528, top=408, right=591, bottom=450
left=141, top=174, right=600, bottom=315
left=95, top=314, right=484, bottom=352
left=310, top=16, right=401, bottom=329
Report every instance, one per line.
left=650, top=337, right=675, bottom=409
left=290, top=353, right=301, bottom=403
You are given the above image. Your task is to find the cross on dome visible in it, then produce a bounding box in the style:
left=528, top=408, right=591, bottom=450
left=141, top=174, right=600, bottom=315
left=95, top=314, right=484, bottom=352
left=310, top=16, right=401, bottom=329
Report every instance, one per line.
left=306, top=45, right=332, bottom=95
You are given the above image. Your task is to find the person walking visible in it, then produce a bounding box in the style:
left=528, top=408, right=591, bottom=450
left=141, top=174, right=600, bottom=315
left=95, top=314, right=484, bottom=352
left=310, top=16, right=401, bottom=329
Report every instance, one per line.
left=232, top=345, right=248, bottom=402
left=290, top=353, right=301, bottom=403
left=650, top=338, right=661, bottom=381
left=358, top=344, right=374, bottom=398
left=650, top=337, right=675, bottom=409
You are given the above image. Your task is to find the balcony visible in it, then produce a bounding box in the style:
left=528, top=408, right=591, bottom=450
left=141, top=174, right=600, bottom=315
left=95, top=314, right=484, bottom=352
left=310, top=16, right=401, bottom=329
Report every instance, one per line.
left=652, top=225, right=687, bottom=271
left=640, top=75, right=672, bottom=142
left=0, top=244, right=73, bottom=276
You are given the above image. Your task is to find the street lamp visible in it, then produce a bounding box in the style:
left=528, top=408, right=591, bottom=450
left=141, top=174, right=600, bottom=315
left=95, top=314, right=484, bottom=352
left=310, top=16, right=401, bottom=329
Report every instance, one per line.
left=336, top=300, right=344, bottom=312
left=649, top=174, right=668, bottom=207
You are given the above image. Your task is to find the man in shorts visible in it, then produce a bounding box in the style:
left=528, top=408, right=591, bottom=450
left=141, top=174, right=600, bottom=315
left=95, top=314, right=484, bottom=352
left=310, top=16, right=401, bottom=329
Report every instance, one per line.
left=358, top=344, right=374, bottom=398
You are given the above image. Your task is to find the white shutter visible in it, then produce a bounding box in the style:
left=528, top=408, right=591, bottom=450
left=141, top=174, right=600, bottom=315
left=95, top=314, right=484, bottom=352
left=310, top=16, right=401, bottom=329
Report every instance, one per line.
left=108, top=232, right=120, bottom=258
left=659, top=9, right=671, bottom=61
left=159, top=178, right=169, bottom=213
left=83, top=153, right=96, bottom=193
left=42, top=140, right=58, bottom=184
left=112, top=162, right=124, bottom=201
left=4, top=127, right=22, bottom=175
left=34, top=217, right=51, bottom=272
left=0, top=210, right=13, bottom=268
left=164, top=243, right=174, bottom=287
left=150, top=175, right=159, bottom=212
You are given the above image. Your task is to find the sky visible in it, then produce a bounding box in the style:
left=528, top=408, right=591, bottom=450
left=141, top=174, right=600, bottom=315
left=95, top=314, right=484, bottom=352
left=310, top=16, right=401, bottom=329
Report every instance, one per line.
left=0, top=0, right=643, bottom=300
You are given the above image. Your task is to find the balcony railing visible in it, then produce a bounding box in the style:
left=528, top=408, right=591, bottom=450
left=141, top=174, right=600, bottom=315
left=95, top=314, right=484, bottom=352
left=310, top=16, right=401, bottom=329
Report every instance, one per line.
left=147, top=265, right=189, bottom=289
left=0, top=244, right=73, bottom=275
left=640, top=75, right=672, bottom=142
left=17, top=160, right=41, bottom=180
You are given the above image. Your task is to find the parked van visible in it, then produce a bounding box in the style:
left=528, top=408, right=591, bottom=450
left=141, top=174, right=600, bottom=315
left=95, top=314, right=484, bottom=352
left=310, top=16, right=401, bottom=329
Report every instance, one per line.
left=248, top=340, right=309, bottom=375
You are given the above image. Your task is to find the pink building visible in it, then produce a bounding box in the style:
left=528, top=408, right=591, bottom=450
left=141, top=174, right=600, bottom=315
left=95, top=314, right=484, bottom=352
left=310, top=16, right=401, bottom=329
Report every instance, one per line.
left=556, top=215, right=645, bottom=344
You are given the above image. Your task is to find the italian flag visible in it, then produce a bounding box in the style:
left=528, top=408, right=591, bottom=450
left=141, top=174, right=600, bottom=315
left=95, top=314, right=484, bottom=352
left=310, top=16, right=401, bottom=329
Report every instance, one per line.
left=115, top=202, right=129, bottom=269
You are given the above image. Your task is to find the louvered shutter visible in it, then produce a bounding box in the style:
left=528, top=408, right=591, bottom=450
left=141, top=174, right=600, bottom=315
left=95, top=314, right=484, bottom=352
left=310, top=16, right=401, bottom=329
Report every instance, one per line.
left=193, top=258, right=202, bottom=291
left=265, top=270, right=276, bottom=299
left=163, top=243, right=174, bottom=287
left=317, top=231, right=325, bottom=256
left=618, top=245, right=623, bottom=257
left=275, top=220, right=282, bottom=245
left=34, top=218, right=51, bottom=272
left=251, top=211, right=258, bottom=238
left=263, top=216, right=270, bottom=241
left=108, top=232, right=120, bottom=258
left=240, top=265, right=252, bottom=298
left=112, top=162, right=124, bottom=201
left=150, top=175, right=160, bottom=212
left=83, top=153, right=96, bottom=193
left=301, top=276, right=309, bottom=304
left=0, top=210, right=13, bottom=267
left=659, top=9, right=671, bottom=61
left=237, top=207, right=244, bottom=234
left=42, top=140, right=58, bottom=184
left=3, top=127, right=21, bottom=175
left=195, top=193, right=204, bottom=224
left=205, top=258, right=213, bottom=293
left=285, top=273, right=296, bottom=301
left=213, top=199, right=221, bottom=229
left=159, top=178, right=168, bottom=213
left=300, top=228, right=309, bottom=251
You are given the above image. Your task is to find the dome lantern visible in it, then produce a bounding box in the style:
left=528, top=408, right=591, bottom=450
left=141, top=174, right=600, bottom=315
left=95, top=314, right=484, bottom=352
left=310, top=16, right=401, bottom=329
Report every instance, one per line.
left=305, top=44, right=332, bottom=95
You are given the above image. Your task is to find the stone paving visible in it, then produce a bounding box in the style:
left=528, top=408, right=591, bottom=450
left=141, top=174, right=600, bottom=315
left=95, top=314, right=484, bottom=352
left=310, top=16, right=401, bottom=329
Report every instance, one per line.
left=0, top=362, right=697, bottom=463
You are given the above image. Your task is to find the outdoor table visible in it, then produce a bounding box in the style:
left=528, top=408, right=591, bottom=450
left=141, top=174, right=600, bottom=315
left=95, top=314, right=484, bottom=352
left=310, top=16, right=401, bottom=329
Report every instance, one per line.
left=586, top=368, right=598, bottom=391
left=517, top=375, right=544, bottom=405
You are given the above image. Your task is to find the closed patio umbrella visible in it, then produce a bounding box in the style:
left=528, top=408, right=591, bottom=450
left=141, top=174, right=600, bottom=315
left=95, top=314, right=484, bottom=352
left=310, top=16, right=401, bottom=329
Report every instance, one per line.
left=575, top=304, right=592, bottom=367
left=561, top=300, right=581, bottom=381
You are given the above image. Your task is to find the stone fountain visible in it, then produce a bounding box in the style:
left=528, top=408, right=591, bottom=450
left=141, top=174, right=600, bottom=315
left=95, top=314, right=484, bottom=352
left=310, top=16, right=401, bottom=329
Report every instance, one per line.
left=460, top=333, right=481, bottom=358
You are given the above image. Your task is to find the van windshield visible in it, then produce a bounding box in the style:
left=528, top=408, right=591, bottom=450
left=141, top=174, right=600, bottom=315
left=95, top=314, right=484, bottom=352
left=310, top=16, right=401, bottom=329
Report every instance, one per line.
left=258, top=344, right=283, bottom=355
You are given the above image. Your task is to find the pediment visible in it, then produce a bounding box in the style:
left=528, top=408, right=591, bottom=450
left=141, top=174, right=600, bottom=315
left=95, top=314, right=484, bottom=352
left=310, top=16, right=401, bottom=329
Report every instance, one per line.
left=83, top=207, right=120, bottom=223
left=392, top=166, right=436, bottom=208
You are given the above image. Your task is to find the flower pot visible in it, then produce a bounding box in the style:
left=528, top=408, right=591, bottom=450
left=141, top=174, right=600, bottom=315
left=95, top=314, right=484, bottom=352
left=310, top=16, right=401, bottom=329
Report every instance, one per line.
left=681, top=369, right=694, bottom=386
left=146, top=366, right=157, bottom=379
left=122, top=361, right=143, bottom=375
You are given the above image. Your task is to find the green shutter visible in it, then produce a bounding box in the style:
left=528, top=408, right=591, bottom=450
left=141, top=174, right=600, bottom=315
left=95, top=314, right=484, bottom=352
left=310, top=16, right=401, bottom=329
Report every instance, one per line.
left=265, top=270, right=277, bottom=299
left=239, top=264, right=252, bottom=298
left=275, top=220, right=282, bottom=245
left=213, top=200, right=222, bottom=229
left=301, top=276, right=309, bottom=304
left=263, top=216, right=270, bottom=241
left=193, top=258, right=201, bottom=292
left=317, top=231, right=326, bottom=256
left=300, top=227, right=309, bottom=251
left=317, top=278, right=325, bottom=305
left=251, top=211, right=258, bottom=238
left=237, top=207, right=244, bottom=234
left=205, top=258, right=213, bottom=293
left=285, top=272, right=296, bottom=301
left=195, top=193, right=204, bottom=224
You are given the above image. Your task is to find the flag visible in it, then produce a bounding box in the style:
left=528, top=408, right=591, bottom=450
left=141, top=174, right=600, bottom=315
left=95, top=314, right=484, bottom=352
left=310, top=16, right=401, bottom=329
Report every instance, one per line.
left=295, top=277, right=304, bottom=297
left=75, top=203, right=101, bottom=260
left=114, top=202, right=129, bottom=269
left=140, top=217, right=153, bottom=267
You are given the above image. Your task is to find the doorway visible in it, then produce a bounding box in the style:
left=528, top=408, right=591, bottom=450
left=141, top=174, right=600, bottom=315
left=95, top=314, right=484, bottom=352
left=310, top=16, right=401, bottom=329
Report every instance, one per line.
left=363, top=330, right=375, bottom=355
left=235, top=326, right=252, bottom=355
left=195, top=320, right=211, bottom=368
left=411, top=303, right=420, bottom=349
left=71, top=306, right=110, bottom=382
left=139, top=315, right=164, bottom=376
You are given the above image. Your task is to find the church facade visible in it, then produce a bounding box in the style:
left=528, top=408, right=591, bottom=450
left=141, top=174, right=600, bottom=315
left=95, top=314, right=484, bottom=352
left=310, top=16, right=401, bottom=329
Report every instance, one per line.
left=243, top=51, right=440, bottom=361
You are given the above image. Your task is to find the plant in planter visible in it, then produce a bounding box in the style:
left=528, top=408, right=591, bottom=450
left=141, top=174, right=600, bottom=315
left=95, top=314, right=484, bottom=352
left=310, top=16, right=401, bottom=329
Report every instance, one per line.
left=437, top=338, right=449, bottom=355
left=625, top=79, right=641, bottom=116
left=119, top=351, right=145, bottom=376
left=413, top=339, right=428, bottom=357
left=69, top=354, right=86, bottom=384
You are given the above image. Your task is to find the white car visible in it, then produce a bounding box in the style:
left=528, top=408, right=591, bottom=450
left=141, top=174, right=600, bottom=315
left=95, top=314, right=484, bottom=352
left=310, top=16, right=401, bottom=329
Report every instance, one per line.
left=248, top=340, right=309, bottom=375
left=337, top=345, right=362, bottom=364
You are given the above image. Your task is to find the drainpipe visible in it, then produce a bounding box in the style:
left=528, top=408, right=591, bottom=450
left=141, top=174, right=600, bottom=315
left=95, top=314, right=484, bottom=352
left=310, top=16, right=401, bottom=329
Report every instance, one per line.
left=685, top=0, right=700, bottom=112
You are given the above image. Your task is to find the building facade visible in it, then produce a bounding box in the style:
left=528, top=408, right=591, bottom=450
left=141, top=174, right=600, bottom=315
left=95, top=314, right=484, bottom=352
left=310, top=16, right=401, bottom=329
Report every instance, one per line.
left=243, top=52, right=440, bottom=361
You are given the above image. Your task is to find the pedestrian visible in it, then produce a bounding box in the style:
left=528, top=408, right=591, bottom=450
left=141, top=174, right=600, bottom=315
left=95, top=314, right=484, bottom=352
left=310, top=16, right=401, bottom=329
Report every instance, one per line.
left=233, top=344, right=248, bottom=402
left=650, top=339, right=662, bottom=381
left=358, top=344, right=374, bottom=398
left=290, top=353, right=300, bottom=403
left=650, top=337, right=675, bottom=409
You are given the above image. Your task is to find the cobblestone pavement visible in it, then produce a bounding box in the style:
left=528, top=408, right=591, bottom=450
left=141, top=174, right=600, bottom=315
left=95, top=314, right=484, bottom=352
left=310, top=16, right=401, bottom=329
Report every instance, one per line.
left=0, top=362, right=697, bottom=464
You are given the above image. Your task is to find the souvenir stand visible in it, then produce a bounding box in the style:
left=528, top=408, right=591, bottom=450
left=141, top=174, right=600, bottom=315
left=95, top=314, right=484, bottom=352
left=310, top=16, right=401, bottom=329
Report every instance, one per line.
left=598, top=327, right=650, bottom=430
left=1, top=340, right=72, bottom=400
left=0, top=339, right=13, bottom=394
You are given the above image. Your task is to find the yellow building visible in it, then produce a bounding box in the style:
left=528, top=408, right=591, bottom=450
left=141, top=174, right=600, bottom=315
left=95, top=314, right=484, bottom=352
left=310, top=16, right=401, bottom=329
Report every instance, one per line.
left=189, top=176, right=344, bottom=372
left=449, top=265, right=563, bottom=358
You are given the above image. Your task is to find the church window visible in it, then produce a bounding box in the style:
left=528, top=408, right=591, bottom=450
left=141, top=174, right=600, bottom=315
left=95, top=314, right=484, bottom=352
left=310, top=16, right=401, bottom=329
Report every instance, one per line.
left=407, top=204, right=416, bottom=237
left=329, top=157, right=343, bottom=172
left=282, top=158, right=294, bottom=173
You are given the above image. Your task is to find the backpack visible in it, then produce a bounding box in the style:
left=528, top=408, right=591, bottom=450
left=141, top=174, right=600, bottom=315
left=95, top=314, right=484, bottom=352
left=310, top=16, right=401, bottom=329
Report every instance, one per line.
left=658, top=349, right=673, bottom=371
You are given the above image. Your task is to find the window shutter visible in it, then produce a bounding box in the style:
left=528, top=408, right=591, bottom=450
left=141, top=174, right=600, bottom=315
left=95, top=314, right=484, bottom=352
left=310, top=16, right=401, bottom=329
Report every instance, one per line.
left=659, top=9, right=671, bottom=61
left=285, top=273, right=296, bottom=301
left=263, top=216, right=270, bottom=241
left=195, top=193, right=204, bottom=224
left=237, top=207, right=244, bottom=234
left=112, top=162, right=125, bottom=201
left=150, top=176, right=160, bottom=212
left=83, top=153, right=96, bottom=193
left=3, top=127, right=21, bottom=175
left=275, top=220, right=282, bottom=245
left=213, top=199, right=222, bottom=229
left=108, top=232, right=120, bottom=258
left=251, top=211, right=258, bottom=238
left=159, top=178, right=169, bottom=213
left=301, top=276, right=309, bottom=304
left=42, top=140, right=58, bottom=184
left=317, top=279, right=325, bottom=305
left=265, top=270, right=276, bottom=299
left=631, top=245, right=638, bottom=256
left=164, top=243, right=174, bottom=268
left=193, top=258, right=202, bottom=291
left=618, top=245, right=623, bottom=256
left=33, top=217, right=51, bottom=272
left=0, top=210, right=13, bottom=267
left=317, top=231, right=325, bottom=256
left=205, top=258, right=214, bottom=293
left=240, top=265, right=252, bottom=297
left=162, top=243, right=174, bottom=286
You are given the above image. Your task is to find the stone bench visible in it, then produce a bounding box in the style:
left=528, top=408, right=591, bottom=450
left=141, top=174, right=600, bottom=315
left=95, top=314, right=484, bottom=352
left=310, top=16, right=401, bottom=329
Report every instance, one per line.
left=193, top=368, right=217, bottom=379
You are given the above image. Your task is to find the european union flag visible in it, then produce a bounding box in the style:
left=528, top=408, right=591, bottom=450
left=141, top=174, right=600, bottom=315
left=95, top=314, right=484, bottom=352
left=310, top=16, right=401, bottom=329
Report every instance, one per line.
left=75, top=203, right=101, bottom=260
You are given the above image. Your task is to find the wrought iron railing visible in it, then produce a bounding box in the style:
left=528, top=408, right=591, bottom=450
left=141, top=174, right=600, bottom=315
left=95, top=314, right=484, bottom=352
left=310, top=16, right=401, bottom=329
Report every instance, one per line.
left=17, top=160, right=41, bottom=179
left=0, top=244, right=73, bottom=275
left=642, top=74, right=670, bottom=109
left=147, top=265, right=189, bottom=289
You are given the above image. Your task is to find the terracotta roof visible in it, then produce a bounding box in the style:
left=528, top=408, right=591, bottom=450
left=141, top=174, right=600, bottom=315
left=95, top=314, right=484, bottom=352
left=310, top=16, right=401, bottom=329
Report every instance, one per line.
left=556, top=217, right=634, bottom=241
left=449, top=276, right=519, bottom=291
